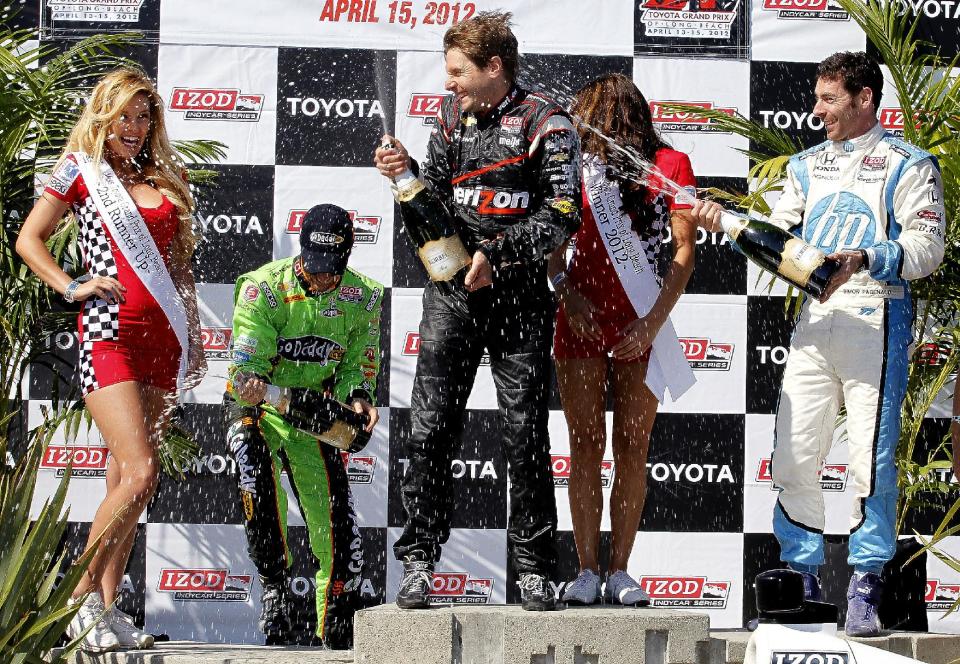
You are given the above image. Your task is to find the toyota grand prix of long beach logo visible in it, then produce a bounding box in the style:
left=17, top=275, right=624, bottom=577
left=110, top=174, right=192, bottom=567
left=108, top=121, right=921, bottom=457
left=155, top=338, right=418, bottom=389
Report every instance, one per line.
left=169, top=88, right=264, bottom=122
left=926, top=579, right=960, bottom=611
left=639, top=1, right=738, bottom=40
left=756, top=458, right=849, bottom=491
left=761, top=0, right=849, bottom=21
left=407, top=93, right=449, bottom=126
left=428, top=572, right=494, bottom=605
left=403, top=332, right=491, bottom=365
left=40, top=444, right=109, bottom=478
left=287, top=209, right=382, bottom=244
left=680, top=337, right=734, bottom=370
left=201, top=327, right=232, bottom=361
left=551, top=455, right=615, bottom=488
left=650, top=101, right=737, bottom=132
left=157, top=568, right=252, bottom=601
left=341, top=451, right=376, bottom=485
left=639, top=575, right=730, bottom=608
left=49, top=0, right=146, bottom=22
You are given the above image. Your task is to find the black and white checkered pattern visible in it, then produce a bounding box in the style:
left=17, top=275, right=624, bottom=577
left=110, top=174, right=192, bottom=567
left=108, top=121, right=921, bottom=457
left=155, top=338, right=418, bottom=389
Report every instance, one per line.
left=74, top=197, right=119, bottom=341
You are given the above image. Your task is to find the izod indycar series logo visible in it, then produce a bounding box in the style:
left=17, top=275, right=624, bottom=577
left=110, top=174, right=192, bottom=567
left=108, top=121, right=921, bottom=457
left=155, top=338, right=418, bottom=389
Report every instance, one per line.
left=287, top=209, right=382, bottom=244
left=756, top=458, right=848, bottom=491
left=638, top=0, right=739, bottom=40
left=650, top=101, right=736, bottom=132
left=925, top=579, right=960, bottom=611
left=403, top=332, right=490, bottom=365
left=552, top=455, right=614, bottom=488
left=169, top=88, right=264, bottom=122
left=48, top=0, right=145, bottom=22
left=157, top=568, right=251, bottom=602
left=40, top=445, right=109, bottom=478
left=428, top=572, right=493, bottom=605
left=878, top=108, right=914, bottom=136
left=341, top=452, right=376, bottom=485
left=407, top=93, right=448, bottom=125
left=771, top=654, right=849, bottom=664
left=680, top=337, right=734, bottom=370
left=201, top=327, right=232, bottom=360
left=761, top=0, right=849, bottom=20
left=639, top=575, right=730, bottom=608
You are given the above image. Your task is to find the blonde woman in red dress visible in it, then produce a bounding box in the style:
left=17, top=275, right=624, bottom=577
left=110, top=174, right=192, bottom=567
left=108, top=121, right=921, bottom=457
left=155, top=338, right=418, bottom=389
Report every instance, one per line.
left=17, top=67, right=206, bottom=652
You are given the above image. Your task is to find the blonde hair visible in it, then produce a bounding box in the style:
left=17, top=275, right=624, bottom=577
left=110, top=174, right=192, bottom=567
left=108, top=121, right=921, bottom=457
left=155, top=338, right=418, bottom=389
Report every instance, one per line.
left=63, top=67, right=197, bottom=256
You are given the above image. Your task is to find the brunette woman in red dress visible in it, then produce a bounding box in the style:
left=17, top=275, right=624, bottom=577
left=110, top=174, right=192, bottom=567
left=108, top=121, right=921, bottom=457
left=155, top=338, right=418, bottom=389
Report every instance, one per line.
left=17, top=67, right=205, bottom=652
left=548, top=73, right=697, bottom=607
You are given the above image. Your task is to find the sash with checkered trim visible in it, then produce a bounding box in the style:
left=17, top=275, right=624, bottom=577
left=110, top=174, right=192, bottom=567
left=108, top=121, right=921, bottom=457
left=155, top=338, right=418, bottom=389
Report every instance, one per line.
left=71, top=152, right=188, bottom=389
left=582, top=156, right=695, bottom=403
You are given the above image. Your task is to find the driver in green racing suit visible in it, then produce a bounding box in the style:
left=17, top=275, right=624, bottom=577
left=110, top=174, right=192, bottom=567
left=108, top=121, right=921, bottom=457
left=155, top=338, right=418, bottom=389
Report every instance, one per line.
left=224, top=204, right=382, bottom=648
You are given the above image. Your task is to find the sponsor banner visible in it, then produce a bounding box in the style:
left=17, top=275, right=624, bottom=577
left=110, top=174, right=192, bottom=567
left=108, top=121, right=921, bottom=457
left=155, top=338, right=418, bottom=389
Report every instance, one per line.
left=750, top=60, right=824, bottom=155
left=644, top=413, right=744, bottom=533
left=160, top=0, right=633, bottom=55
left=28, top=317, right=79, bottom=400
left=628, top=532, right=744, bottom=627
left=389, top=288, right=498, bottom=409
left=385, top=527, right=506, bottom=604
left=40, top=0, right=159, bottom=38
left=746, top=295, right=794, bottom=414
left=273, top=165, right=395, bottom=286
left=661, top=294, right=747, bottom=414
left=192, top=164, right=275, bottom=285
left=157, top=44, right=278, bottom=165
left=517, top=53, right=633, bottom=109
left=634, top=0, right=751, bottom=59
left=926, top=536, right=960, bottom=633
left=634, top=57, right=750, bottom=178
left=901, top=418, right=959, bottom=536
left=28, top=400, right=148, bottom=523
left=393, top=51, right=449, bottom=179
left=387, top=408, right=507, bottom=529
left=743, top=414, right=854, bottom=535
left=276, top=48, right=395, bottom=167
left=751, top=0, right=865, bottom=62
left=548, top=411, right=616, bottom=532
left=182, top=283, right=236, bottom=405
left=145, top=523, right=260, bottom=642
left=870, top=0, right=960, bottom=59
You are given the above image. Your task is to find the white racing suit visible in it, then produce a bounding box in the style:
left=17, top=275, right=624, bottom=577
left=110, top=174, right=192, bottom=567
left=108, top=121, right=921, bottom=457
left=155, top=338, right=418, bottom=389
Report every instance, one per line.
left=769, top=123, right=945, bottom=574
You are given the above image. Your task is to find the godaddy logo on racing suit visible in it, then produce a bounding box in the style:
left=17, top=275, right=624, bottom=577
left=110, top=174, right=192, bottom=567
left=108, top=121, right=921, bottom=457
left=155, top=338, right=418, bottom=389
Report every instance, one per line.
left=276, top=335, right=345, bottom=364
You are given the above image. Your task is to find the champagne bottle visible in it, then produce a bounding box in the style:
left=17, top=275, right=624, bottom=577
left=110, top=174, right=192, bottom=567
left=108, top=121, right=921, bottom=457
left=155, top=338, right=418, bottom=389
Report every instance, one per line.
left=719, top=211, right=838, bottom=299
left=386, top=154, right=472, bottom=281
left=261, top=384, right=371, bottom=453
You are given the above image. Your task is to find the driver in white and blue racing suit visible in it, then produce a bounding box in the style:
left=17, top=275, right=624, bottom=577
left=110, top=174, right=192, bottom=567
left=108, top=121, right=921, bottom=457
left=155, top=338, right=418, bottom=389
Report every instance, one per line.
left=693, top=51, right=945, bottom=636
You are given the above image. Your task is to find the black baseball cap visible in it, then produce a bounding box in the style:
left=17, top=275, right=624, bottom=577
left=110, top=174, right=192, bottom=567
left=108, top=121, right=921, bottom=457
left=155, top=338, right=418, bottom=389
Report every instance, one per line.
left=300, top=204, right=354, bottom=275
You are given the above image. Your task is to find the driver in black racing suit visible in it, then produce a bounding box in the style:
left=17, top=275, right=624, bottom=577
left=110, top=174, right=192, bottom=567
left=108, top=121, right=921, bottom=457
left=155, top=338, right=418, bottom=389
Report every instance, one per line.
left=374, top=11, right=581, bottom=612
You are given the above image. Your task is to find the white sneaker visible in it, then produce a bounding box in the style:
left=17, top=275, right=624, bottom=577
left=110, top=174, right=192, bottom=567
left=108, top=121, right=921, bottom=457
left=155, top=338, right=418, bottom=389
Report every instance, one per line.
left=561, top=568, right=601, bottom=605
left=604, top=570, right=650, bottom=606
left=110, top=608, right=155, bottom=649
left=65, top=593, right=119, bottom=653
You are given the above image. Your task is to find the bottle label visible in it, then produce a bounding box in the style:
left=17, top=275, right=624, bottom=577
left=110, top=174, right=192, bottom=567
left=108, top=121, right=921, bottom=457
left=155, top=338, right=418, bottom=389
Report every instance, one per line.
left=719, top=211, right=748, bottom=241
left=418, top=236, right=472, bottom=281
left=780, top=238, right=826, bottom=286
left=393, top=175, right=425, bottom=203
left=318, top=420, right=358, bottom=450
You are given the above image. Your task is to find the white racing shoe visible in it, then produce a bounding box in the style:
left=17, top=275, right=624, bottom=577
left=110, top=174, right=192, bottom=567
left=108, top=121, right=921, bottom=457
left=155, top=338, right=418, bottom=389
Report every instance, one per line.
left=604, top=570, right=651, bottom=607
left=110, top=607, right=155, bottom=649
left=561, top=568, right=601, bottom=606
left=65, top=593, right=119, bottom=653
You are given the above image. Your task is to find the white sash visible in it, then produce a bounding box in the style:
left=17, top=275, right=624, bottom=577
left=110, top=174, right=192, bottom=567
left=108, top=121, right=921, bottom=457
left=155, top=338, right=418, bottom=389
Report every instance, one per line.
left=582, top=157, right=695, bottom=403
left=72, top=152, right=188, bottom=389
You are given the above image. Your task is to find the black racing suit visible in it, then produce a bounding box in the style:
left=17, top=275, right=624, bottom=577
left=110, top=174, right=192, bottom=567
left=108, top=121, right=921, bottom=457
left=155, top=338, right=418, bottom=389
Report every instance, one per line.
left=393, top=85, right=582, bottom=576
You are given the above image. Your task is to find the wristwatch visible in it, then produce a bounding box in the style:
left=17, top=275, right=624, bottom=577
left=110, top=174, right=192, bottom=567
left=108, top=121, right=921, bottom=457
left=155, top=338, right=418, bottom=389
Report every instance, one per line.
left=856, top=249, right=869, bottom=272
left=63, top=274, right=92, bottom=303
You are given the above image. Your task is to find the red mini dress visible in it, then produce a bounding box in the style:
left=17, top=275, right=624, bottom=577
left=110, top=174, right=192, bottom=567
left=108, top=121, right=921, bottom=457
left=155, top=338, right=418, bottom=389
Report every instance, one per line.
left=554, top=148, right=696, bottom=364
left=45, top=154, right=182, bottom=395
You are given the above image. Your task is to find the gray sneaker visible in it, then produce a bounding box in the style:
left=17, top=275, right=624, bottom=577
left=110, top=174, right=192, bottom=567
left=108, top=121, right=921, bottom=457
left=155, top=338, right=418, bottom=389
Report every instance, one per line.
left=561, top=569, right=601, bottom=606
left=604, top=570, right=650, bottom=606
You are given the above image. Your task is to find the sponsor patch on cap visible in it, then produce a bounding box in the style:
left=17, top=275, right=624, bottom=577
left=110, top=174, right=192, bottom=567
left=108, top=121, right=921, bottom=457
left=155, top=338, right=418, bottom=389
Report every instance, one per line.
left=310, top=231, right=344, bottom=246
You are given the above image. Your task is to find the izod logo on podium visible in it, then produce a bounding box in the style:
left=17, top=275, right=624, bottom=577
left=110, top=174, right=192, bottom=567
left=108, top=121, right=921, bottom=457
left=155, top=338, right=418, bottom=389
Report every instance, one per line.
left=41, top=445, right=109, bottom=478
left=756, top=458, right=848, bottom=491
left=925, top=579, right=960, bottom=611
left=551, top=455, right=614, bottom=488
left=679, top=337, right=734, bottom=371
left=157, top=568, right=251, bottom=602
left=760, top=0, right=849, bottom=20
left=286, top=209, right=382, bottom=243
left=638, top=576, right=730, bottom=609
left=771, top=654, right=849, bottom=664
left=169, top=88, right=264, bottom=121
left=407, top=94, right=448, bottom=125
left=201, top=327, right=232, bottom=360
left=650, top=101, right=736, bottom=132
left=428, top=572, right=493, bottom=605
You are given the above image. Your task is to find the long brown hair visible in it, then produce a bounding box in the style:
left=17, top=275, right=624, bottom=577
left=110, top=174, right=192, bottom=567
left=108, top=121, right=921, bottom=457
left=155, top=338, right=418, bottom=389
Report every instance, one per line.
left=570, top=73, right=667, bottom=219
left=63, top=67, right=197, bottom=256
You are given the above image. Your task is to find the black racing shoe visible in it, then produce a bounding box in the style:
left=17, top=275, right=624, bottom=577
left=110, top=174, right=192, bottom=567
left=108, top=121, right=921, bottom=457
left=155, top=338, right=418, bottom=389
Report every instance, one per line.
left=259, top=581, right=292, bottom=645
left=519, top=572, right=556, bottom=611
left=396, top=557, right=433, bottom=609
